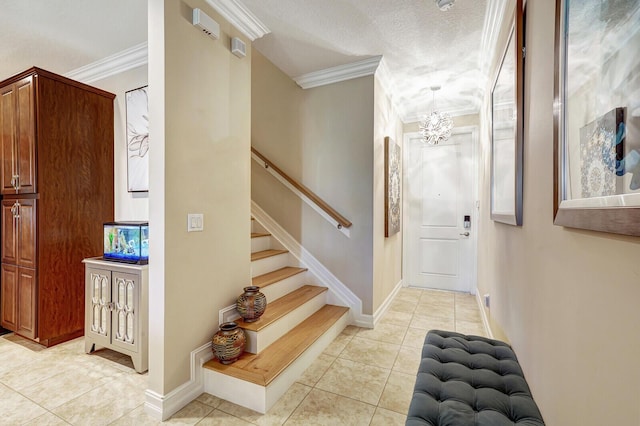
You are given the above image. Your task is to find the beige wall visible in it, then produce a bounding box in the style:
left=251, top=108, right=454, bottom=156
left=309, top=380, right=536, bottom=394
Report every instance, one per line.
left=93, top=65, right=150, bottom=221
left=252, top=51, right=378, bottom=314
left=372, top=75, right=403, bottom=313
left=148, top=0, right=251, bottom=394
left=477, top=1, right=640, bottom=425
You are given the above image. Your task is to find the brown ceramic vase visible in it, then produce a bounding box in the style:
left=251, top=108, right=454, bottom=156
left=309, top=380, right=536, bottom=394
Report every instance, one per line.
left=211, top=322, right=246, bottom=364
left=236, top=286, right=267, bottom=322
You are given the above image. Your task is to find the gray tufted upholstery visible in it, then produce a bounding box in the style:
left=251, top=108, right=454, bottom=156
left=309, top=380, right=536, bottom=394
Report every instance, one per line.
left=406, top=330, right=544, bottom=426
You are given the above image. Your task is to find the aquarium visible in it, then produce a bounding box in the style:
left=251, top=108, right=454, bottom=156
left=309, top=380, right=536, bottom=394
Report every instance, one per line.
left=103, top=221, right=149, bottom=264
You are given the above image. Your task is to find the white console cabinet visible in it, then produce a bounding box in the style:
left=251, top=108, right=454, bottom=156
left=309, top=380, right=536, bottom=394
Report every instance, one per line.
left=83, top=257, right=148, bottom=373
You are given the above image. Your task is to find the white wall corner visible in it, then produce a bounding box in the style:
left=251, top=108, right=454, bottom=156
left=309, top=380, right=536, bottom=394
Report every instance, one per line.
left=374, top=56, right=408, bottom=122
left=372, top=279, right=403, bottom=327
left=144, top=342, right=213, bottom=421
left=475, top=289, right=494, bottom=339
left=64, top=42, right=148, bottom=84
left=294, top=55, right=382, bottom=90
left=205, top=0, right=270, bottom=41
left=251, top=201, right=373, bottom=328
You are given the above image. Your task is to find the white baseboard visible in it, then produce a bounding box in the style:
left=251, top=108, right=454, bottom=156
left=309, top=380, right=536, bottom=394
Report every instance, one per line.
left=144, top=342, right=213, bottom=421
left=475, top=289, right=494, bottom=339
left=372, top=279, right=403, bottom=326
left=251, top=201, right=373, bottom=328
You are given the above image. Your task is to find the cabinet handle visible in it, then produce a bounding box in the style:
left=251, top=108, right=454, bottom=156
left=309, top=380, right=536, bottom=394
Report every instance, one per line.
left=10, top=202, right=20, bottom=219
left=107, top=302, right=115, bottom=311
left=11, top=174, right=19, bottom=190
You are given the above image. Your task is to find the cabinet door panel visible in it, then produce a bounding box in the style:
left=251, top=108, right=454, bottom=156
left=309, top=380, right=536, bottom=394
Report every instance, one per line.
left=1, top=264, right=17, bottom=330
left=111, top=271, right=138, bottom=352
left=17, top=199, right=36, bottom=268
left=15, top=76, right=35, bottom=194
left=1, top=200, right=17, bottom=264
left=16, top=267, right=36, bottom=339
left=85, top=267, right=111, bottom=349
left=0, top=84, right=16, bottom=194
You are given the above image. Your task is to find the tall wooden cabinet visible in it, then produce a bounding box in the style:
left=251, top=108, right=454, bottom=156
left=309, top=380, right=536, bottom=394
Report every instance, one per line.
left=0, top=67, right=115, bottom=346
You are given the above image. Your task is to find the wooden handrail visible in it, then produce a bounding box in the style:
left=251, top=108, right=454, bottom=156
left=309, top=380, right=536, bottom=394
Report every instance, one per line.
left=251, top=147, right=352, bottom=229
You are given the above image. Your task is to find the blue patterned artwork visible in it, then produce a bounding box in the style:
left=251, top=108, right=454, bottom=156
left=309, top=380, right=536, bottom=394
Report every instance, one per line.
left=579, top=108, right=624, bottom=198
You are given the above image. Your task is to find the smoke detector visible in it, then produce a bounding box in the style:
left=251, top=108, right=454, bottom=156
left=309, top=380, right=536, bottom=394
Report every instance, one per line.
left=435, top=0, right=455, bottom=11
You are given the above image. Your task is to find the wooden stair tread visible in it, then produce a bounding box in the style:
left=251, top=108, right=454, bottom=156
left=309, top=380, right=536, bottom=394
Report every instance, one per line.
left=204, top=305, right=349, bottom=386
left=251, top=249, right=288, bottom=261
left=237, top=285, right=327, bottom=332
left=252, top=267, right=307, bottom=289
left=251, top=232, right=271, bottom=238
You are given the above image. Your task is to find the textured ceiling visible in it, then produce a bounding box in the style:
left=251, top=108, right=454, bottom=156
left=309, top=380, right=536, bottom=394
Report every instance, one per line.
left=1, top=0, right=494, bottom=122
left=0, top=0, right=147, bottom=80
left=242, top=0, right=491, bottom=120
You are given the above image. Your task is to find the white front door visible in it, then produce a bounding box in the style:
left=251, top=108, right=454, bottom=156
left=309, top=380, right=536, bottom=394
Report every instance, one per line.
left=403, top=127, right=478, bottom=293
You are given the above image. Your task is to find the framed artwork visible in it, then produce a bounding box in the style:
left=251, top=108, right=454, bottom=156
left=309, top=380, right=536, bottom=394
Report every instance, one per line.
left=490, top=0, right=524, bottom=226
left=385, top=136, right=401, bottom=237
left=126, top=86, right=149, bottom=192
left=554, top=0, right=640, bottom=236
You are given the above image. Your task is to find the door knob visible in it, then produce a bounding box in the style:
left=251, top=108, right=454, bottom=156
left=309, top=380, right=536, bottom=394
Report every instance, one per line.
left=459, top=232, right=470, bottom=237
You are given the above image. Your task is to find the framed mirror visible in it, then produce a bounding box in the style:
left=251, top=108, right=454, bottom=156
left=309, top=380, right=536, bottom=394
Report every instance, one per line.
left=491, top=0, right=524, bottom=226
left=554, top=0, right=640, bottom=236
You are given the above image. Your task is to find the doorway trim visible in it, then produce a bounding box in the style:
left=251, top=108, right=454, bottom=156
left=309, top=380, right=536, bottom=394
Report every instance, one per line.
left=402, top=125, right=480, bottom=294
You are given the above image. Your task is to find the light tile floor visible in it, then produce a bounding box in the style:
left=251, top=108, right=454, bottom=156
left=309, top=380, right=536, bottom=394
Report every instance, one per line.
left=0, top=288, right=486, bottom=425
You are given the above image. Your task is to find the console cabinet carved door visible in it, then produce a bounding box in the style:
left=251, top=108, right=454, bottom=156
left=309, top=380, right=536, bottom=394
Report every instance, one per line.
left=0, top=75, right=36, bottom=195
left=84, top=258, right=148, bottom=373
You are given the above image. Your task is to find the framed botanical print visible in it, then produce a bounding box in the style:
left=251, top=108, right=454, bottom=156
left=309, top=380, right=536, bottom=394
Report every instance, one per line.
left=126, top=85, right=149, bottom=192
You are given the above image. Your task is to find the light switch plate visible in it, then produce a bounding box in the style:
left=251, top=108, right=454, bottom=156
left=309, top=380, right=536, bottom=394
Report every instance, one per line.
left=187, top=214, right=204, bottom=232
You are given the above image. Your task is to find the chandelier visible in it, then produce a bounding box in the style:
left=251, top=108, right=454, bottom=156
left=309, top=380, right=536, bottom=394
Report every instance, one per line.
left=419, top=86, right=453, bottom=145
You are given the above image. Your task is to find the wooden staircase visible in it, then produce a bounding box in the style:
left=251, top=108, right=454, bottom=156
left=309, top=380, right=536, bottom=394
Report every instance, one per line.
left=202, top=218, right=349, bottom=413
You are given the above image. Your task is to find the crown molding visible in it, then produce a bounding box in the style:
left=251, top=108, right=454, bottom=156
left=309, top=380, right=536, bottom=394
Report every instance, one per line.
left=64, top=42, right=148, bottom=84
left=294, top=56, right=382, bottom=90
left=205, top=0, right=270, bottom=41
left=403, top=107, right=480, bottom=125
left=479, top=0, right=509, bottom=76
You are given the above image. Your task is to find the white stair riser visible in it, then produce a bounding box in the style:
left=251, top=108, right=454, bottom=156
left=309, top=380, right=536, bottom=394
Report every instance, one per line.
left=203, top=310, right=349, bottom=413
left=244, top=291, right=327, bottom=354
left=251, top=253, right=290, bottom=277
left=251, top=236, right=272, bottom=253
left=260, top=272, right=307, bottom=303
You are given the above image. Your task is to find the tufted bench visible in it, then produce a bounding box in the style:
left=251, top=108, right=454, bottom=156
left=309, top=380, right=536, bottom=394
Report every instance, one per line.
left=406, top=330, right=544, bottom=426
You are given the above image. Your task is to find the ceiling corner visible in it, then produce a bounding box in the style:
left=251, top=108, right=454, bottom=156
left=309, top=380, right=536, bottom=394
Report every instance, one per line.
left=205, top=0, right=271, bottom=41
